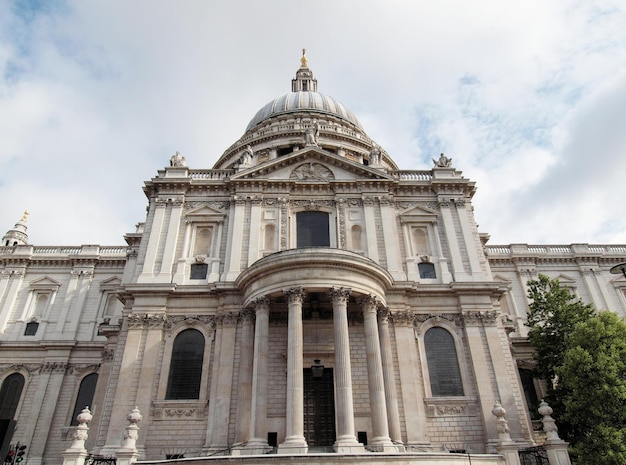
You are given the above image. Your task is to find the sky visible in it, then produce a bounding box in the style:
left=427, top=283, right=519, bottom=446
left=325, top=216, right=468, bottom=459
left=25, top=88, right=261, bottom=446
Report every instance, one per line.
left=1, top=0, right=625, bottom=246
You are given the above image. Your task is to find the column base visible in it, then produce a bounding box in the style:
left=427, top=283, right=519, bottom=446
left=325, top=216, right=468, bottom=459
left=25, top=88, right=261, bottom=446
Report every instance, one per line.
left=368, top=437, right=401, bottom=453
left=334, top=436, right=365, bottom=454
left=277, top=436, right=308, bottom=454
left=242, top=438, right=272, bottom=455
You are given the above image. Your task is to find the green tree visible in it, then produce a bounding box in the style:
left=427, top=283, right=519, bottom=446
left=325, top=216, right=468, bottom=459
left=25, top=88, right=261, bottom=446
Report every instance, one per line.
left=557, top=312, right=626, bottom=465
left=526, top=275, right=594, bottom=382
left=525, top=274, right=594, bottom=440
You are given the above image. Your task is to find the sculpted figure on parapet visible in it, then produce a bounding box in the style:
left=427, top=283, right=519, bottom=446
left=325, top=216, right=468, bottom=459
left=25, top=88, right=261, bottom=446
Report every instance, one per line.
left=170, top=151, right=187, bottom=167
left=432, top=152, right=452, bottom=168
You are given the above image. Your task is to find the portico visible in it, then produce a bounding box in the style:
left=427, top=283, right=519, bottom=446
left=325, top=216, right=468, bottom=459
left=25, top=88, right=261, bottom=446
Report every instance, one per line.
left=235, top=248, right=400, bottom=453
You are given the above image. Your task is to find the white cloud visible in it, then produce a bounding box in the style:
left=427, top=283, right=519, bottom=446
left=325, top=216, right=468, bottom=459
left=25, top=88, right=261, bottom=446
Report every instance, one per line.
left=0, top=0, right=625, bottom=245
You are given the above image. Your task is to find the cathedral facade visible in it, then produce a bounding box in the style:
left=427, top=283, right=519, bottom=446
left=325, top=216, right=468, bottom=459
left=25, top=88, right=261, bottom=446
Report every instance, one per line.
left=1, top=54, right=625, bottom=465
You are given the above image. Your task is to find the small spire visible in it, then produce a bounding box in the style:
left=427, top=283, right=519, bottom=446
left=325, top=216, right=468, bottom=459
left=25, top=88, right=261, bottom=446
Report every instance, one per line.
left=292, top=49, right=317, bottom=92
left=2, top=211, right=29, bottom=246
left=301, top=48, right=308, bottom=68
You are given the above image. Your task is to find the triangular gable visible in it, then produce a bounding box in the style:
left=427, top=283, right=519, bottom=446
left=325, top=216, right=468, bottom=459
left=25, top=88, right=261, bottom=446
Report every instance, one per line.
left=29, top=277, right=62, bottom=289
left=230, top=147, right=394, bottom=183
left=398, top=203, right=438, bottom=222
left=185, top=205, right=226, bottom=221
left=99, top=276, right=122, bottom=291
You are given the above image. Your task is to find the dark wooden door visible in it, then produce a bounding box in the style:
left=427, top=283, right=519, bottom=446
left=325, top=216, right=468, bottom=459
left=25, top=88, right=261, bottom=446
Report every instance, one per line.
left=303, top=367, right=336, bottom=448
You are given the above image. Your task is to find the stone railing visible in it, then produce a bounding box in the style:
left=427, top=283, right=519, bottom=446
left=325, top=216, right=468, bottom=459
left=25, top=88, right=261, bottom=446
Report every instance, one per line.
left=189, top=169, right=235, bottom=180
left=1, top=245, right=127, bottom=258
left=485, top=244, right=626, bottom=257
left=390, top=170, right=432, bottom=181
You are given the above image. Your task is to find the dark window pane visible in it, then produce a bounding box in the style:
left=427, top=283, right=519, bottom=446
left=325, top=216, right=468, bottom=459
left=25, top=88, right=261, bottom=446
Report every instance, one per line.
left=190, top=263, right=208, bottom=280
left=71, top=373, right=98, bottom=425
left=24, top=322, right=39, bottom=336
left=166, top=329, right=205, bottom=400
left=0, top=373, right=25, bottom=419
left=425, top=327, right=464, bottom=396
left=418, top=263, right=436, bottom=279
left=297, top=211, right=330, bottom=247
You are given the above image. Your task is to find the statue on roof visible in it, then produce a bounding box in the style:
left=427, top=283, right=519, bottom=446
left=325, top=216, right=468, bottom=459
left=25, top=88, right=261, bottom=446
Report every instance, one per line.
left=433, top=153, right=453, bottom=168
left=21, top=210, right=29, bottom=222
left=304, top=120, right=320, bottom=146
left=240, top=145, right=254, bottom=166
left=301, top=48, right=308, bottom=68
left=170, top=151, right=187, bottom=167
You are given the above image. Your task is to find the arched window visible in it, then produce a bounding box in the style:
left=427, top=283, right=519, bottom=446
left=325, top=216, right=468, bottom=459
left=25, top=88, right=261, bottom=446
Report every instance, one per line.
left=166, top=329, right=205, bottom=400
left=190, top=263, right=208, bottom=280
left=424, top=327, right=464, bottom=396
left=24, top=321, right=39, bottom=336
left=70, top=373, right=98, bottom=425
left=0, top=374, right=25, bottom=419
left=296, top=211, right=330, bottom=247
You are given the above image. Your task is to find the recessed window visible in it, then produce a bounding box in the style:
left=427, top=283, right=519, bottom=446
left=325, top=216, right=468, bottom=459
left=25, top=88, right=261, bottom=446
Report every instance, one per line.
left=70, top=374, right=98, bottom=426
left=296, top=211, right=330, bottom=248
left=24, top=322, right=39, bottom=336
left=424, top=327, right=464, bottom=396
left=419, top=263, right=436, bottom=279
left=166, top=329, right=205, bottom=400
left=0, top=373, right=25, bottom=419
left=190, top=263, right=208, bottom=280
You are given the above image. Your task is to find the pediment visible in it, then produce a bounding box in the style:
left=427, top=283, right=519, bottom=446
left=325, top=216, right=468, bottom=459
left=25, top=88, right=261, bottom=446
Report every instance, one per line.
left=185, top=205, right=225, bottom=221
left=99, top=276, right=122, bottom=290
left=229, top=147, right=395, bottom=183
left=29, top=277, right=62, bottom=289
left=398, top=203, right=438, bottom=221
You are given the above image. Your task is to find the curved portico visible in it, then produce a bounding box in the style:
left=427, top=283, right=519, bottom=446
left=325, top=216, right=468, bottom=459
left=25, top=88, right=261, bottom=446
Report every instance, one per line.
left=236, top=248, right=399, bottom=453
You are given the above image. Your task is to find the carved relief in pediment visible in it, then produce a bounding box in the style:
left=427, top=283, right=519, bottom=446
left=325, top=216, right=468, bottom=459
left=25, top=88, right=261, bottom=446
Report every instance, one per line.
left=290, top=163, right=335, bottom=181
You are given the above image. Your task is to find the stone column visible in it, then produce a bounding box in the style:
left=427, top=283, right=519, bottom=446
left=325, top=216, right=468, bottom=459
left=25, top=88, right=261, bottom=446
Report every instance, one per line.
left=360, top=296, right=395, bottom=452
left=330, top=287, right=364, bottom=453
left=233, top=308, right=255, bottom=451
left=247, top=297, right=271, bottom=453
left=377, top=308, right=403, bottom=448
left=278, top=288, right=308, bottom=454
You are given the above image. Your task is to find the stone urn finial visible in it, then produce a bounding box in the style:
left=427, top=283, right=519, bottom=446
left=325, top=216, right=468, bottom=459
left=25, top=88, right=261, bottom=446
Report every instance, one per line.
left=492, top=401, right=512, bottom=442
left=69, top=406, right=93, bottom=451
left=538, top=400, right=561, bottom=441
left=121, top=406, right=142, bottom=450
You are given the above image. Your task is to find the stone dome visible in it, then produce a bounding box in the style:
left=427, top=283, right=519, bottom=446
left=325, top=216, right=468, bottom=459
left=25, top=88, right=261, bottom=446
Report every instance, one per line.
left=245, top=91, right=363, bottom=132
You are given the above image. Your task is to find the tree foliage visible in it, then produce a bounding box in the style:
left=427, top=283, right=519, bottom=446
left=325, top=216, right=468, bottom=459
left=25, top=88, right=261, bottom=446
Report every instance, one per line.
left=526, top=275, right=594, bottom=382
left=558, top=312, right=626, bottom=465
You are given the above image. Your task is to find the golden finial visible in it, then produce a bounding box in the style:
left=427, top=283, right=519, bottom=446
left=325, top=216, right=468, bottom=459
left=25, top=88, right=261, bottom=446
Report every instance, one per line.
left=21, top=210, right=29, bottom=222
left=301, top=48, right=308, bottom=67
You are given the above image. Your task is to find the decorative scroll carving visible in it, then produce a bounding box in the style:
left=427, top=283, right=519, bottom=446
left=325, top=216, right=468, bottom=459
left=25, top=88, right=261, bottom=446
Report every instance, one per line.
left=454, top=198, right=466, bottom=207
left=101, top=348, right=115, bottom=362
left=425, top=398, right=477, bottom=417
left=413, top=313, right=463, bottom=328
left=1, top=269, right=26, bottom=277
left=285, top=287, right=305, bottom=305
left=127, top=313, right=167, bottom=329
left=462, top=311, right=499, bottom=326
left=218, top=312, right=238, bottom=326
left=290, top=163, right=334, bottom=181
left=67, top=364, right=100, bottom=376
left=152, top=401, right=208, bottom=420
left=329, top=287, right=351, bottom=305
left=163, top=315, right=216, bottom=329
left=280, top=198, right=288, bottom=250
left=391, top=312, right=412, bottom=326
left=337, top=197, right=346, bottom=249
left=183, top=201, right=229, bottom=210
left=395, top=201, right=439, bottom=212
left=40, top=362, right=69, bottom=374
left=239, top=308, right=255, bottom=323
left=377, top=307, right=391, bottom=324
left=358, top=294, right=380, bottom=313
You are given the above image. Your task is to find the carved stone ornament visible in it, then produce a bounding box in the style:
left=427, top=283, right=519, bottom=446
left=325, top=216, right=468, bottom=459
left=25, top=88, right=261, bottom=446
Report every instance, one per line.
left=290, top=163, right=334, bottom=181
left=285, top=287, right=305, bottom=305
left=426, top=398, right=477, bottom=417
left=153, top=401, right=208, bottom=420
left=413, top=313, right=462, bottom=328
left=127, top=313, right=167, bottom=329
left=164, top=315, right=216, bottom=329
left=329, top=287, right=351, bottom=305
left=462, top=311, right=498, bottom=326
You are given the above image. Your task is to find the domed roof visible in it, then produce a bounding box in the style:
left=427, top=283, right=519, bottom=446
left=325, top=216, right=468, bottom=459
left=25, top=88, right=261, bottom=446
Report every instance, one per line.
left=245, top=91, right=363, bottom=131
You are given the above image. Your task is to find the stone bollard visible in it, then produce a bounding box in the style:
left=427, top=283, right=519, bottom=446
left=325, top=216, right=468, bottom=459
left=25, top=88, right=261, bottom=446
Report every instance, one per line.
left=62, top=407, right=93, bottom=465
left=491, top=401, right=521, bottom=465
left=538, top=401, right=571, bottom=465
left=115, top=407, right=142, bottom=465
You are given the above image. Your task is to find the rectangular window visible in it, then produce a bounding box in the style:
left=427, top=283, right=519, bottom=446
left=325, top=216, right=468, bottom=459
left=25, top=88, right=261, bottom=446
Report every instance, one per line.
left=297, top=211, right=330, bottom=247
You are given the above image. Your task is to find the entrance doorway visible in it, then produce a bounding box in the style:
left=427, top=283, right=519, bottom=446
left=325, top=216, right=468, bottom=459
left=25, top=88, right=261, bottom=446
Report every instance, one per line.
left=303, top=367, right=336, bottom=449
